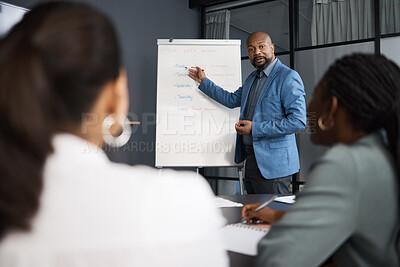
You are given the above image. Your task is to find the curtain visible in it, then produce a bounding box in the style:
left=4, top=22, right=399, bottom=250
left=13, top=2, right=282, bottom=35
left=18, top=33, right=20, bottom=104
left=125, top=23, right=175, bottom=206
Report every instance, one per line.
left=380, top=0, right=400, bottom=34
left=311, top=0, right=374, bottom=45
left=206, top=9, right=231, bottom=39
left=205, top=9, right=238, bottom=193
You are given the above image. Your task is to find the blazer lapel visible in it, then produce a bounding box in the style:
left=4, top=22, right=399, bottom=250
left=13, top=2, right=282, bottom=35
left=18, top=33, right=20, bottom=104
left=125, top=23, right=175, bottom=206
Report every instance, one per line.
left=256, top=59, right=281, bottom=102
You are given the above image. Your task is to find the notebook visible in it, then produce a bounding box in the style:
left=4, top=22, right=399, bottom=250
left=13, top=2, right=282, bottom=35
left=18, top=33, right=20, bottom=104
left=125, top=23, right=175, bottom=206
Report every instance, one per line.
left=214, top=197, right=243, bottom=208
left=274, top=195, right=296, bottom=204
left=220, top=223, right=270, bottom=256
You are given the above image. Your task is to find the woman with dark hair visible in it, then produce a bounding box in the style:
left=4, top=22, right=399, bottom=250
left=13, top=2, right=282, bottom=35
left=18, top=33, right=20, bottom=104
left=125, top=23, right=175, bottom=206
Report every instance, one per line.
left=242, top=54, right=400, bottom=267
left=0, top=2, right=228, bottom=266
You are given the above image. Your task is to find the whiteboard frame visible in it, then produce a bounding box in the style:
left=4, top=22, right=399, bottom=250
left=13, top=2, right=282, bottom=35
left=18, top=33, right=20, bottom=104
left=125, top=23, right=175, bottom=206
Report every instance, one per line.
left=155, top=39, right=242, bottom=168
left=158, top=39, right=241, bottom=46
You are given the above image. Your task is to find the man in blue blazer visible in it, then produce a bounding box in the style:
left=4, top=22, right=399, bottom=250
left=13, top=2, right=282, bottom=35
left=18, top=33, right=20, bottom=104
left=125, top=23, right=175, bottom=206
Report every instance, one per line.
left=189, top=32, right=306, bottom=194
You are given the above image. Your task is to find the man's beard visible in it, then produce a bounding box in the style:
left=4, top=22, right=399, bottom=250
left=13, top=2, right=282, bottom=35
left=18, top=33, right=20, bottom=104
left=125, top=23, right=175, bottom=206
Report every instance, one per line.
left=251, top=56, right=272, bottom=70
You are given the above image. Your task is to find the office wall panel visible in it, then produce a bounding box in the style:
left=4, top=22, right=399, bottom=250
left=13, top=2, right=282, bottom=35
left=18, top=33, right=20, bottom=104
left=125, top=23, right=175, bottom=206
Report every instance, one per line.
left=381, top=36, right=400, bottom=66
left=295, top=42, right=374, bottom=181
left=5, top=0, right=199, bottom=166
left=229, top=0, right=289, bottom=53
left=277, top=54, right=290, bottom=68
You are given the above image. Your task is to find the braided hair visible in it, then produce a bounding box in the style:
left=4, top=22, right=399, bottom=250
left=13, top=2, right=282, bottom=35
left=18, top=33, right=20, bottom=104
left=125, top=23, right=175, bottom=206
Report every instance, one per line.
left=323, top=54, right=400, bottom=174
left=323, top=54, right=400, bottom=256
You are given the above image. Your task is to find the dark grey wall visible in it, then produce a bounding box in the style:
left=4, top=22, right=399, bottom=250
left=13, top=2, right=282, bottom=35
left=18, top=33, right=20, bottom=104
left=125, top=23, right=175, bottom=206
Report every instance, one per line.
left=5, top=0, right=200, bottom=166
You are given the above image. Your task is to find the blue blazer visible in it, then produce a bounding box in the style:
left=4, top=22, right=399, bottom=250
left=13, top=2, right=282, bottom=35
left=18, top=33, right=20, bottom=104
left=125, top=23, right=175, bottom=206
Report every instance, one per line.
left=199, top=59, right=306, bottom=179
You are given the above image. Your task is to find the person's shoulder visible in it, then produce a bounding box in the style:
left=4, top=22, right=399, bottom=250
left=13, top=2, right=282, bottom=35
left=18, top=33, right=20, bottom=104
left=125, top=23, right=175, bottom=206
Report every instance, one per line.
left=111, top=165, right=226, bottom=228
left=163, top=169, right=218, bottom=204
left=274, top=60, right=300, bottom=79
left=325, top=133, right=391, bottom=165
left=316, top=135, right=381, bottom=169
left=310, top=133, right=393, bottom=185
left=347, top=133, right=395, bottom=176
left=320, top=142, right=355, bottom=166
left=108, top=163, right=214, bottom=196
left=93, top=163, right=221, bottom=220
left=306, top=142, right=359, bottom=189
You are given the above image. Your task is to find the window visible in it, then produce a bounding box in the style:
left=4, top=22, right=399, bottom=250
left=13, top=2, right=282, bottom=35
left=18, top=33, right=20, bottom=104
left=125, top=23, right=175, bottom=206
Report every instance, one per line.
left=229, top=0, right=290, bottom=56
left=299, top=0, right=375, bottom=48
left=380, top=0, right=400, bottom=35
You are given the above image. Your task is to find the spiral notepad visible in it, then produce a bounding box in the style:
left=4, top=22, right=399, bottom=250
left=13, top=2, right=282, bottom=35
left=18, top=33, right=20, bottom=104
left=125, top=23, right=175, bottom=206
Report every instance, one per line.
left=220, top=223, right=270, bottom=256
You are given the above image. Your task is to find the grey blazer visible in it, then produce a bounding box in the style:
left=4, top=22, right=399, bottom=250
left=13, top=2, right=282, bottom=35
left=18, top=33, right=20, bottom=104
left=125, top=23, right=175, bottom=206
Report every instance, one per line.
left=256, top=132, right=399, bottom=267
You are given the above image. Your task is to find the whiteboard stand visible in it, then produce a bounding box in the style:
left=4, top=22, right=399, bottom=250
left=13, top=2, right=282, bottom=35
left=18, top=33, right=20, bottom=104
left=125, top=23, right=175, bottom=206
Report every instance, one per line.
left=157, top=167, right=162, bottom=177
left=238, top=167, right=244, bottom=195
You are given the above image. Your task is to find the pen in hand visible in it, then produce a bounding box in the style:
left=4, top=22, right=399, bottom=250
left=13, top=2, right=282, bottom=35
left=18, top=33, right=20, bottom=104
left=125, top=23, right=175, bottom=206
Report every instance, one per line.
left=254, top=195, right=278, bottom=211
left=241, top=195, right=278, bottom=224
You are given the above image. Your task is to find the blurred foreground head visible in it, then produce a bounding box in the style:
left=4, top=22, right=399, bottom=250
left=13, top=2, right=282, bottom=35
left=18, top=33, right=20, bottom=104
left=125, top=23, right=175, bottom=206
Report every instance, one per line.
left=308, top=54, right=400, bottom=188
left=0, top=2, right=121, bottom=237
left=309, top=54, right=400, bottom=148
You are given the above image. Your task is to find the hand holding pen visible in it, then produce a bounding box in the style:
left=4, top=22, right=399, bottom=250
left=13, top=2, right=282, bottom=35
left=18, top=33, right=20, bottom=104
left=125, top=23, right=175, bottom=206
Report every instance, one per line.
left=241, top=196, right=286, bottom=224
left=187, top=66, right=206, bottom=83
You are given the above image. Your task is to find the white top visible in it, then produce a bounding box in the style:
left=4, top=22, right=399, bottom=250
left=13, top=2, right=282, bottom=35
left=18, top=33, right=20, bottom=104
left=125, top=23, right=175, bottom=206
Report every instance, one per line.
left=0, top=134, right=229, bottom=267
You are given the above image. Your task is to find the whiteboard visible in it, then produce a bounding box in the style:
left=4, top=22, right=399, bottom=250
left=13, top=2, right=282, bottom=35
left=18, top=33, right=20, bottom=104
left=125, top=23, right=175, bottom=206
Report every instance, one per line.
left=156, top=39, right=242, bottom=167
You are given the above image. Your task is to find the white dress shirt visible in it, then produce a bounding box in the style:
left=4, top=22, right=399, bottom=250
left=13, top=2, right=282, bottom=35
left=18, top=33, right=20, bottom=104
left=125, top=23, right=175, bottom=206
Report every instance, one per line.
left=0, top=134, right=229, bottom=267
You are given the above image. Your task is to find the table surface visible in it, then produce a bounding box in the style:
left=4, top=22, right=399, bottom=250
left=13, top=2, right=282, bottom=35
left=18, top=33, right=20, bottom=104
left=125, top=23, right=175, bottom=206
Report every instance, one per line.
left=218, top=194, right=293, bottom=267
